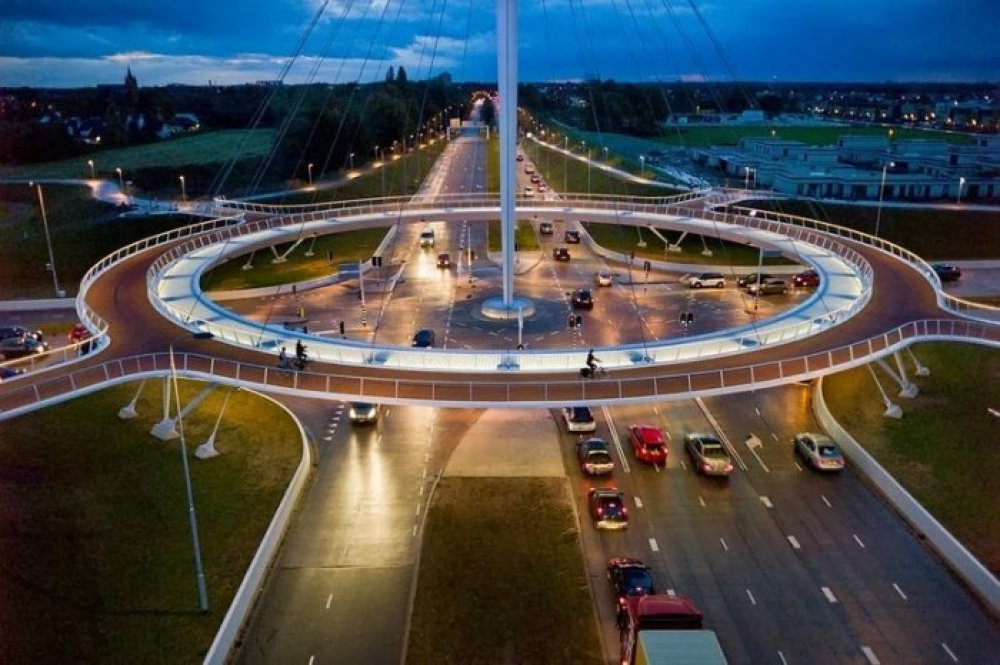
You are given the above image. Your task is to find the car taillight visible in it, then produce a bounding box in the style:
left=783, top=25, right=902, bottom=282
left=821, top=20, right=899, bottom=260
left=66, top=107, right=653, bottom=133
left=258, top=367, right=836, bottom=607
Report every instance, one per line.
left=725, top=463, right=734, bottom=472
left=702, top=463, right=712, bottom=472
left=597, top=507, right=604, bottom=516
left=622, top=508, right=628, bottom=516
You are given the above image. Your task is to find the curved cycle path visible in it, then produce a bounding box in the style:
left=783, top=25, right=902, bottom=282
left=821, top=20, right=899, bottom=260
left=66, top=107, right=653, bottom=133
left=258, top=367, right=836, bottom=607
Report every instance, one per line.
left=0, top=214, right=996, bottom=417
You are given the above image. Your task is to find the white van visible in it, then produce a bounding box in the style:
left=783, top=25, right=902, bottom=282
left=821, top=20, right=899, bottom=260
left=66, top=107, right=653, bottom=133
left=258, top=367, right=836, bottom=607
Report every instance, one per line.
left=419, top=228, right=435, bottom=247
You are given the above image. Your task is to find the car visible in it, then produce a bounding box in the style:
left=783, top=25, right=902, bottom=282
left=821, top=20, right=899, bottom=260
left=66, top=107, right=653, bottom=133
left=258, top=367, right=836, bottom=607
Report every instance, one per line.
left=348, top=402, right=379, bottom=425
left=746, top=278, right=789, bottom=296
left=571, top=289, right=594, bottom=309
left=684, top=433, right=734, bottom=477
left=516, top=154, right=524, bottom=162
left=538, top=184, right=548, bottom=193
left=736, top=272, right=774, bottom=288
left=932, top=263, right=962, bottom=283
left=564, top=229, right=581, bottom=244
left=539, top=221, right=554, bottom=234
left=437, top=253, right=451, bottom=268
left=411, top=328, right=436, bottom=348
left=418, top=228, right=435, bottom=247
left=595, top=271, right=613, bottom=287
left=628, top=424, right=668, bottom=464
left=794, top=432, right=845, bottom=472
left=0, top=366, right=27, bottom=381
left=530, top=174, right=541, bottom=184
left=0, top=326, right=44, bottom=343
left=576, top=438, right=614, bottom=475
left=0, top=335, right=48, bottom=361
left=685, top=272, right=725, bottom=289
left=588, top=488, right=629, bottom=530
left=523, top=186, right=535, bottom=197
left=562, top=406, right=596, bottom=432
left=792, top=269, right=821, bottom=288
left=553, top=247, right=571, bottom=261
left=525, top=165, right=536, bottom=174
left=607, top=557, right=656, bottom=608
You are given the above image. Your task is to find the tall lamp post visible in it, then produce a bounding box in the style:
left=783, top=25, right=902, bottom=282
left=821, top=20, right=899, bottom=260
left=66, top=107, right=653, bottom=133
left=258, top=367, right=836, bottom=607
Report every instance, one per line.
left=956, top=176, right=966, bottom=205
left=744, top=166, right=756, bottom=191
left=307, top=163, right=314, bottom=186
left=115, top=167, right=124, bottom=194
left=87, top=159, right=95, bottom=179
left=586, top=147, right=592, bottom=195
left=179, top=175, right=186, bottom=202
left=874, top=161, right=895, bottom=238
left=603, top=146, right=609, bottom=163
left=563, top=135, right=568, bottom=192
left=639, top=155, right=645, bottom=178
left=28, top=181, right=62, bottom=298
left=349, top=152, right=355, bottom=170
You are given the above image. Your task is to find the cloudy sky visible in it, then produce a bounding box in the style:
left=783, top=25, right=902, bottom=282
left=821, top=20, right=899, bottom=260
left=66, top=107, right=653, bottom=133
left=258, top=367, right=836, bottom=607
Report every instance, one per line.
left=1, top=0, right=997, bottom=88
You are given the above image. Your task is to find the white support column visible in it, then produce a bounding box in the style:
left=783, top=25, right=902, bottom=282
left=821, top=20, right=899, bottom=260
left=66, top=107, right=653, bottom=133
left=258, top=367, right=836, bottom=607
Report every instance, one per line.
left=196, top=390, right=233, bottom=459
left=877, top=355, right=918, bottom=398
left=497, top=0, right=517, bottom=308
left=868, top=363, right=903, bottom=418
left=118, top=379, right=147, bottom=419
left=152, top=382, right=219, bottom=441
left=152, top=375, right=179, bottom=439
left=906, top=347, right=931, bottom=377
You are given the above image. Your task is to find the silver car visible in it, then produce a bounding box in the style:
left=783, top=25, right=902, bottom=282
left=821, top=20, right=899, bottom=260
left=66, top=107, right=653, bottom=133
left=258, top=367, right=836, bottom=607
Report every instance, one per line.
left=794, top=432, right=845, bottom=471
left=684, top=433, right=734, bottom=477
left=349, top=402, right=379, bottom=425
left=576, top=437, right=614, bottom=476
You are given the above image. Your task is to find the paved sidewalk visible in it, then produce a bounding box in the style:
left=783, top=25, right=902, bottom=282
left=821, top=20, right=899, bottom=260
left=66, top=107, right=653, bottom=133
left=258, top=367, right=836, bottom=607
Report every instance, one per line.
left=444, top=409, right=565, bottom=477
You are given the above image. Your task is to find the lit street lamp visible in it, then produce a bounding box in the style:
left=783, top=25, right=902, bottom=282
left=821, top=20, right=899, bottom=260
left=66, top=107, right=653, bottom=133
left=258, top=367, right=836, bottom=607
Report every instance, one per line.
left=744, top=166, right=756, bottom=191
left=874, top=161, right=895, bottom=238
left=179, top=175, right=186, bottom=201
left=307, top=162, right=314, bottom=186
left=603, top=146, right=609, bottom=162
left=87, top=159, right=95, bottom=179
left=28, top=181, right=63, bottom=298
left=639, top=155, right=645, bottom=178
left=349, top=152, right=355, bottom=170
left=956, top=176, right=966, bottom=205
left=115, top=166, right=124, bottom=193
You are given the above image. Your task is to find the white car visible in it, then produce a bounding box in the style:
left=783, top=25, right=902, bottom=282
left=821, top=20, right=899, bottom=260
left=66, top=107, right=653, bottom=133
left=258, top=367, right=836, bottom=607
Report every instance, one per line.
left=419, top=228, right=435, bottom=247
left=562, top=406, right=597, bottom=433
left=684, top=272, right=725, bottom=289
left=523, top=186, right=535, bottom=197
left=595, top=271, right=613, bottom=287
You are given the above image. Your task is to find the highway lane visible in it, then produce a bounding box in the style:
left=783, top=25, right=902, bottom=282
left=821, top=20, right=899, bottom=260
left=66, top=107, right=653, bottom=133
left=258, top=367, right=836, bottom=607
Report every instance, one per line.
left=235, top=401, right=474, bottom=664
left=559, top=394, right=1000, bottom=664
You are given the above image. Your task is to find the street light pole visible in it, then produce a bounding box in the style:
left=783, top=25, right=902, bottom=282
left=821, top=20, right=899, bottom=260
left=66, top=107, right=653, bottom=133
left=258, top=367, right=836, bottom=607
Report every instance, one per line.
left=179, top=175, right=186, bottom=202
left=956, top=176, right=966, bottom=205
left=115, top=167, right=124, bottom=194
left=87, top=159, right=95, bottom=179
left=29, top=181, right=62, bottom=298
left=349, top=152, right=355, bottom=170
left=745, top=166, right=751, bottom=190
left=640, top=155, right=645, bottom=178
left=563, top=135, right=568, bottom=192
left=874, top=161, right=894, bottom=238
left=587, top=148, right=592, bottom=195
left=307, top=163, right=314, bottom=186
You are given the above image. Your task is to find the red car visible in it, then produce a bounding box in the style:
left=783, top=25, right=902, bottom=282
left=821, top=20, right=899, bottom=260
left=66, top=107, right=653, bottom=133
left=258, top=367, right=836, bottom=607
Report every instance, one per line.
left=628, top=425, right=668, bottom=464
left=792, top=269, right=820, bottom=287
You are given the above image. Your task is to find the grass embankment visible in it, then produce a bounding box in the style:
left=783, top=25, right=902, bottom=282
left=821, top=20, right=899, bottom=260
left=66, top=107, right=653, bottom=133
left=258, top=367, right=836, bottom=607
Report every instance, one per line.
left=200, top=226, right=390, bottom=291
left=823, top=343, right=1000, bottom=575
left=407, top=477, right=602, bottom=665
left=0, top=129, right=276, bottom=180
left=487, top=220, right=542, bottom=252
left=0, top=184, right=199, bottom=298
left=739, top=199, right=1000, bottom=261
left=0, top=380, right=301, bottom=663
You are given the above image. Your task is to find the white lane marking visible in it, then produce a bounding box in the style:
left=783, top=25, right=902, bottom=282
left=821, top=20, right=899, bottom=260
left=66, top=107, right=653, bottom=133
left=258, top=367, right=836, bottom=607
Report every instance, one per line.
left=746, top=588, right=757, bottom=605
left=422, top=467, right=427, bottom=479
left=634, top=496, right=643, bottom=508
left=603, top=408, right=631, bottom=474
left=385, top=408, right=390, bottom=418
left=760, top=496, right=773, bottom=508
left=325, top=594, right=333, bottom=609
left=787, top=535, right=801, bottom=550
left=419, top=484, right=425, bottom=496
left=720, top=538, right=729, bottom=552
left=649, top=538, right=659, bottom=552
left=755, top=407, right=761, bottom=416
left=653, top=463, right=661, bottom=473
left=415, top=502, right=421, bottom=516
left=793, top=461, right=802, bottom=471
left=778, top=651, right=788, bottom=665
left=308, top=657, right=315, bottom=665
left=770, top=432, right=779, bottom=442
left=666, top=588, right=676, bottom=596
left=323, top=435, right=333, bottom=442
left=821, top=495, right=832, bottom=508
left=821, top=586, right=838, bottom=603
left=861, top=646, right=880, bottom=664
left=412, top=524, right=418, bottom=537
left=853, top=534, right=866, bottom=549
left=679, top=460, right=686, bottom=470
left=941, top=642, right=959, bottom=662
left=892, top=583, right=907, bottom=600
left=698, top=495, right=706, bottom=507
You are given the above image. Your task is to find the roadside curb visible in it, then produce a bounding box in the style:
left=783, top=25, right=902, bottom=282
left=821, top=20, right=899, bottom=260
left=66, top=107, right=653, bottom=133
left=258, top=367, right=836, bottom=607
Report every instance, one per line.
left=813, top=376, right=1000, bottom=616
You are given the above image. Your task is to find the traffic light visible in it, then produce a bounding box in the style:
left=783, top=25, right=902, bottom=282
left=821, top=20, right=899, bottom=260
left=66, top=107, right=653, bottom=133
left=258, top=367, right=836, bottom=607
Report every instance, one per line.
left=339, top=320, right=345, bottom=336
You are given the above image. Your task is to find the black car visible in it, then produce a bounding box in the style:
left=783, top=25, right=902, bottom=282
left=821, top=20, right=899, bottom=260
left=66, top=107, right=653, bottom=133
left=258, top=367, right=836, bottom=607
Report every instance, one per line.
left=0, top=335, right=48, bottom=360
left=576, top=437, right=614, bottom=475
left=736, top=272, right=774, bottom=288
left=0, top=326, right=44, bottom=343
left=607, top=557, right=656, bottom=608
left=571, top=289, right=594, bottom=309
left=931, top=263, right=962, bottom=283
left=564, top=230, right=581, bottom=244
left=553, top=247, right=571, bottom=261
left=411, top=329, right=435, bottom=348
left=0, top=366, right=27, bottom=381
left=587, top=488, right=629, bottom=530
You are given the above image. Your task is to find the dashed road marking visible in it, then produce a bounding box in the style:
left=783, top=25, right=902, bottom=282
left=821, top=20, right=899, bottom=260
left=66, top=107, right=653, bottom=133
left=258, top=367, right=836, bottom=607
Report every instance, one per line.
left=325, top=594, right=333, bottom=609
left=760, top=496, right=773, bottom=508
left=778, top=651, right=788, bottom=665
left=665, top=588, right=675, bottom=596
left=634, top=496, right=643, bottom=508
left=892, top=583, right=907, bottom=600
left=787, top=535, right=801, bottom=549
left=649, top=538, right=659, bottom=552
left=720, top=538, right=729, bottom=552
left=698, top=495, right=706, bottom=507
left=746, top=588, right=757, bottom=605
left=853, top=534, right=866, bottom=549
left=821, top=495, right=832, bottom=508
left=861, top=646, right=880, bottom=664
left=821, top=586, right=838, bottom=603
left=941, top=642, right=958, bottom=662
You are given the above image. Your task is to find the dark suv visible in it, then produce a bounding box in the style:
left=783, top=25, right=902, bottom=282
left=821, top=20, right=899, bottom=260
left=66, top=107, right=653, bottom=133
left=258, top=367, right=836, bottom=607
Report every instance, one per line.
left=571, top=289, right=594, bottom=309
left=931, top=263, right=961, bottom=283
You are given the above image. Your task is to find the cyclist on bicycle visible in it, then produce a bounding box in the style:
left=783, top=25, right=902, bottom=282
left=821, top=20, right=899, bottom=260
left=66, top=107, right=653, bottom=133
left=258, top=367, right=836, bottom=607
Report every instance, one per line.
left=585, top=349, right=600, bottom=375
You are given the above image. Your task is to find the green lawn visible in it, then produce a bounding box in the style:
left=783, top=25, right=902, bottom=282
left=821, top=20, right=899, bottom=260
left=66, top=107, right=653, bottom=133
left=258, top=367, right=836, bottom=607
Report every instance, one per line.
left=487, top=220, right=542, bottom=252
left=739, top=199, right=1000, bottom=260
left=0, top=129, right=276, bottom=180
left=0, top=183, right=200, bottom=298
left=823, top=343, right=1000, bottom=575
left=200, top=226, right=390, bottom=291
left=406, top=477, right=602, bottom=665
left=0, top=380, right=301, bottom=663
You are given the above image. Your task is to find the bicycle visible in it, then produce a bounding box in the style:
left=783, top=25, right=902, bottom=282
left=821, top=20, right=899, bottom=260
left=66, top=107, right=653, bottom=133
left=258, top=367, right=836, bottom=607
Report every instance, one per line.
left=580, top=365, right=607, bottom=379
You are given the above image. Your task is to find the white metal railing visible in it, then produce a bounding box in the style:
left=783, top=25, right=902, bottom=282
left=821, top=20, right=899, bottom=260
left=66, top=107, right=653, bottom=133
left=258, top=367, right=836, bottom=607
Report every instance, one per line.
left=726, top=204, right=1000, bottom=323
left=1, top=319, right=996, bottom=419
